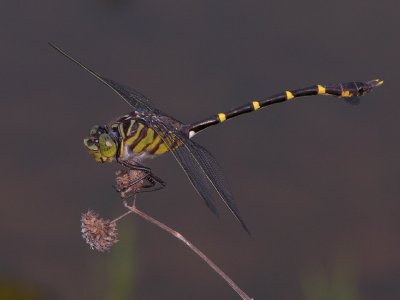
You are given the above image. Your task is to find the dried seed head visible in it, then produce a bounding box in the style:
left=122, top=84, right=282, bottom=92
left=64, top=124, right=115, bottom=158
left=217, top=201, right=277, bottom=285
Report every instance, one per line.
left=81, top=210, right=118, bottom=252
left=115, top=169, right=146, bottom=198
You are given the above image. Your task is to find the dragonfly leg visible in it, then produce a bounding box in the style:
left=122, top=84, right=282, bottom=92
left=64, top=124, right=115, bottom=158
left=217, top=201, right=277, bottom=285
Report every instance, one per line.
left=114, top=161, right=166, bottom=198
left=139, top=172, right=166, bottom=193
left=114, top=169, right=148, bottom=194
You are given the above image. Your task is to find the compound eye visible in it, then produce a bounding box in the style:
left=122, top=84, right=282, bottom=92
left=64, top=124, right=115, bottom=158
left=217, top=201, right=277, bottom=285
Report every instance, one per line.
left=99, top=133, right=117, bottom=158
left=89, top=125, right=100, bottom=136
left=84, top=138, right=98, bottom=151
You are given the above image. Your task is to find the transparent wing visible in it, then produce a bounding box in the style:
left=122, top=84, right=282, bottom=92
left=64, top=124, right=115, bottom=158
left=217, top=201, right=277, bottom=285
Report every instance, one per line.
left=49, top=43, right=154, bottom=111
left=151, top=121, right=250, bottom=233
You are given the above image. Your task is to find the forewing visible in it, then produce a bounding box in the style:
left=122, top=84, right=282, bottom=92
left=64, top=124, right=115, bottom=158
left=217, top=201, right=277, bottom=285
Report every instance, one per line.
left=49, top=43, right=154, bottom=111
left=151, top=121, right=250, bottom=233
left=99, top=77, right=154, bottom=110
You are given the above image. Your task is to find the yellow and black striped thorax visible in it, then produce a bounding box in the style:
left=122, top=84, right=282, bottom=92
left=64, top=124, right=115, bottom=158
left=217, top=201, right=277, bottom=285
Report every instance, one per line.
left=110, top=116, right=170, bottom=159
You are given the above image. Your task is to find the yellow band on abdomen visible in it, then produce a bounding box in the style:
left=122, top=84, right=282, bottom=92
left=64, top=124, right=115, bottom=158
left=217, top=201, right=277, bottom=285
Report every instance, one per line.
left=341, top=90, right=352, bottom=98
left=218, top=113, right=226, bottom=122
left=285, top=91, right=294, bottom=100
left=252, top=101, right=260, bottom=110
left=317, top=85, right=326, bottom=94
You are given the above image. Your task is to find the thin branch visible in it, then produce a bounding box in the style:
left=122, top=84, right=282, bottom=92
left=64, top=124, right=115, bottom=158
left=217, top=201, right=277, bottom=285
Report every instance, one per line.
left=124, top=200, right=254, bottom=300
left=111, top=210, right=133, bottom=223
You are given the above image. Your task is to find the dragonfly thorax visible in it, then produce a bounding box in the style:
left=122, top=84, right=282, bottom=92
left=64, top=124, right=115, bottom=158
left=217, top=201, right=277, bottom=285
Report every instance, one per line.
left=110, top=117, right=170, bottom=163
left=83, top=125, right=117, bottom=163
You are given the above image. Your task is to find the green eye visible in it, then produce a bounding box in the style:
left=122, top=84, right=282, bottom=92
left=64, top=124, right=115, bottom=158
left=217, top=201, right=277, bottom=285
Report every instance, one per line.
left=89, top=125, right=100, bottom=136
left=99, top=133, right=117, bottom=158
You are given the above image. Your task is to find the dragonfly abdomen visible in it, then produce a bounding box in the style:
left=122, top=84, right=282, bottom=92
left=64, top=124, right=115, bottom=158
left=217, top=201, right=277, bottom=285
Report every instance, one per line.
left=188, top=80, right=383, bottom=136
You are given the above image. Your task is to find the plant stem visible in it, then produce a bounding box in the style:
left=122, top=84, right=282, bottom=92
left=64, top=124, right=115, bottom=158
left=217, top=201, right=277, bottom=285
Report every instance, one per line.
left=124, top=201, right=253, bottom=300
left=112, top=210, right=133, bottom=223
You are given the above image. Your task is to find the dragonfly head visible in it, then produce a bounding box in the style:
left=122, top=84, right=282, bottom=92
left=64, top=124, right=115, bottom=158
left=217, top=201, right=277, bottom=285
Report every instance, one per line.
left=84, top=125, right=117, bottom=163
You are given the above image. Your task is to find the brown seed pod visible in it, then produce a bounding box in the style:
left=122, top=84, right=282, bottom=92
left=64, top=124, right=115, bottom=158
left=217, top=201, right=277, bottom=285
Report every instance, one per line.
left=81, top=210, right=118, bottom=252
left=115, top=169, right=146, bottom=198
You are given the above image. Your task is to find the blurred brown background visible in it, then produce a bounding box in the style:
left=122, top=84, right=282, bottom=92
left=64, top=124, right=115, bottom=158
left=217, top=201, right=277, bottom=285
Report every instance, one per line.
left=1, top=0, right=399, bottom=299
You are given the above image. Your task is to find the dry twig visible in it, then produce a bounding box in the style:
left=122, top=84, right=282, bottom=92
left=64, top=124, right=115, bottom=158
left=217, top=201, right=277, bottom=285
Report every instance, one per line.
left=123, top=198, right=253, bottom=300
left=81, top=168, right=254, bottom=300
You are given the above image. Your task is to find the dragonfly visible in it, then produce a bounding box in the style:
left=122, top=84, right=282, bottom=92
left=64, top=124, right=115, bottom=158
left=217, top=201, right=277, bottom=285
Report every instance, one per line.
left=50, top=43, right=383, bottom=234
